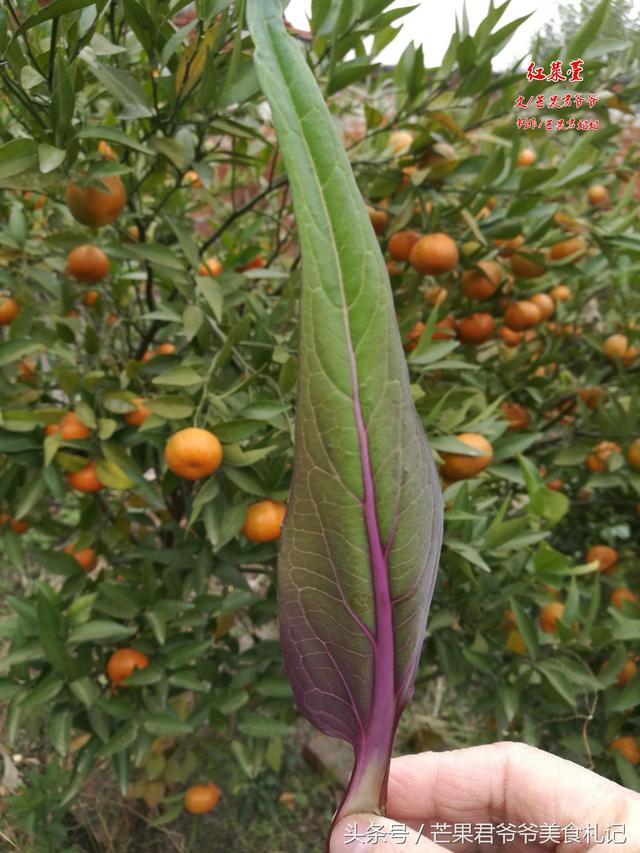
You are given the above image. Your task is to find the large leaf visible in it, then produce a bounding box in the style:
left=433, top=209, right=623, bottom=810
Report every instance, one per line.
left=247, top=0, right=443, bottom=836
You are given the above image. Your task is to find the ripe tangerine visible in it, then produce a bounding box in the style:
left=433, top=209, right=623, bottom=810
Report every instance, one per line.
left=107, top=647, right=149, bottom=685
left=457, top=312, right=495, bottom=345
left=609, top=736, right=640, bottom=765
left=627, top=438, right=640, bottom=471
left=67, top=245, right=110, bottom=283
left=242, top=500, right=287, bottom=543
left=588, top=184, right=609, bottom=206
left=510, top=253, right=544, bottom=279
left=124, top=398, right=151, bottom=427
left=184, top=783, right=220, bottom=814
left=165, top=428, right=223, bottom=480
left=517, top=148, right=536, bottom=166
left=64, top=543, right=97, bottom=571
left=65, top=175, right=126, bottom=228
left=367, top=206, right=388, bottom=235
left=198, top=258, right=223, bottom=277
left=604, top=334, right=637, bottom=365
left=499, top=326, right=521, bottom=348
left=539, top=601, right=565, bottom=633
left=388, top=230, right=420, bottom=262
left=0, top=297, right=19, bottom=325
left=432, top=315, right=457, bottom=340
left=461, top=260, right=502, bottom=300
left=388, top=130, right=413, bottom=153
left=404, top=321, right=425, bottom=352
left=506, top=630, right=526, bottom=654
left=610, top=588, right=638, bottom=610
left=67, top=462, right=103, bottom=493
left=56, top=412, right=92, bottom=441
left=549, top=236, right=587, bottom=261
left=550, top=284, right=571, bottom=301
left=500, top=402, right=529, bottom=431
left=503, top=300, right=542, bottom=331
left=529, top=293, right=555, bottom=320
left=409, top=233, right=459, bottom=276
left=440, top=433, right=493, bottom=481
left=586, top=545, right=618, bottom=573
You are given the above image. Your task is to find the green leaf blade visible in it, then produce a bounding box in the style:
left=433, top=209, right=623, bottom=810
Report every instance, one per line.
left=247, top=0, right=442, bottom=827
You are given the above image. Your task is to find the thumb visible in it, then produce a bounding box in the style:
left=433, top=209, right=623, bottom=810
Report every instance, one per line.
left=330, top=814, right=445, bottom=851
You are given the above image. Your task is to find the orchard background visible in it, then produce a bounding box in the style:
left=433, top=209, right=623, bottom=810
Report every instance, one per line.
left=1, top=0, right=639, bottom=850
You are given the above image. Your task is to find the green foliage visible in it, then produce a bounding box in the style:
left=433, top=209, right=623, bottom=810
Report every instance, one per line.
left=535, top=0, right=640, bottom=56
left=0, top=0, right=639, bottom=840
left=4, top=761, right=82, bottom=853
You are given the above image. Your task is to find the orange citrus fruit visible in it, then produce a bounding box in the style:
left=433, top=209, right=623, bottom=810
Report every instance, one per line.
left=588, top=184, right=609, bottom=206
left=604, top=334, right=637, bottom=365
left=388, top=230, right=421, bottom=262
left=549, top=236, right=587, bottom=261
left=500, top=402, right=529, bottom=431
left=626, top=438, right=640, bottom=470
left=242, top=500, right=287, bottom=543
left=506, top=630, right=526, bottom=654
left=618, top=659, right=638, bottom=686
left=460, top=260, right=502, bottom=300
left=184, top=783, right=220, bottom=814
left=404, top=321, right=425, bottom=352
left=198, top=258, right=223, bottom=277
left=529, top=293, right=555, bottom=320
left=124, top=398, right=151, bottom=427
left=0, top=297, right=19, bottom=325
left=67, top=462, right=103, bottom=493
left=67, top=245, right=110, bottom=283
left=493, top=235, right=524, bottom=256
left=456, top=312, right=495, bottom=345
left=424, top=285, right=448, bottom=306
left=610, top=588, right=638, bottom=610
left=516, top=148, right=536, bottom=166
left=165, top=428, right=223, bottom=480
left=586, top=545, right=618, bottom=573
left=107, top=648, right=149, bottom=685
left=367, top=206, right=388, bottom=235
left=409, top=233, right=459, bottom=276
left=503, top=300, right=542, bottom=331
left=499, top=326, right=521, bottom=348
left=510, top=253, right=544, bottom=279
left=539, top=602, right=565, bottom=633
left=609, top=736, right=640, bottom=765
left=440, top=433, right=493, bottom=481
left=64, top=543, right=97, bottom=571
left=184, top=169, right=202, bottom=188
left=56, top=412, right=92, bottom=441
left=98, top=140, right=117, bottom=160
left=550, top=284, right=571, bottom=301
left=577, top=387, right=604, bottom=410
left=388, top=130, right=413, bottom=153
left=65, top=175, right=126, bottom=228
left=432, top=315, right=457, bottom=340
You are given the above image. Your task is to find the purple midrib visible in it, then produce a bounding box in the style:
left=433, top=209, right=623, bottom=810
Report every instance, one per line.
left=346, top=343, right=397, bottom=739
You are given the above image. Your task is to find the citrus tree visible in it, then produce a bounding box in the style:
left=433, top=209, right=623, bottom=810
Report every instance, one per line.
left=1, top=0, right=639, bottom=844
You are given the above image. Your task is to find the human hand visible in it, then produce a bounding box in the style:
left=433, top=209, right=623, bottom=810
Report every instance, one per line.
left=330, top=741, right=640, bottom=851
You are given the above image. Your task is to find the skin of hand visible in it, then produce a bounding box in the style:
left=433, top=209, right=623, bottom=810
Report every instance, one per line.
left=330, top=742, right=640, bottom=852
